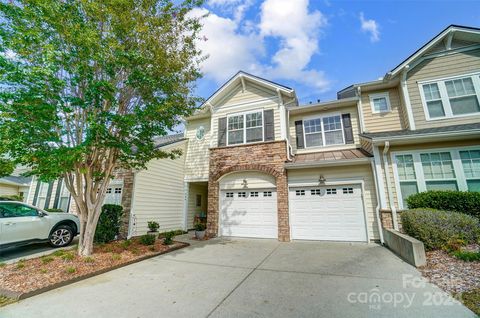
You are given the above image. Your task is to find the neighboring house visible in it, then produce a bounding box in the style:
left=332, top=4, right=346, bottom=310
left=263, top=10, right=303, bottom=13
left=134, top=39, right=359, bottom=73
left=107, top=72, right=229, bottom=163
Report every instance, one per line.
left=24, top=24, right=480, bottom=243
left=27, top=134, right=187, bottom=237
left=0, top=166, right=32, bottom=201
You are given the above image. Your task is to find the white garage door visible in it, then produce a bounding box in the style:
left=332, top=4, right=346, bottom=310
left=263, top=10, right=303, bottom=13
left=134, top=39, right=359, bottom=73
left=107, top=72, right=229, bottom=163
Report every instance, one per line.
left=220, top=189, right=278, bottom=238
left=289, top=185, right=367, bottom=242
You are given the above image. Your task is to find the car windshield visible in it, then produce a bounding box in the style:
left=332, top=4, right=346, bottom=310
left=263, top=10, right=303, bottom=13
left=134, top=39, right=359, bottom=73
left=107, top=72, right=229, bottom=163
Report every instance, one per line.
left=0, top=202, right=39, bottom=218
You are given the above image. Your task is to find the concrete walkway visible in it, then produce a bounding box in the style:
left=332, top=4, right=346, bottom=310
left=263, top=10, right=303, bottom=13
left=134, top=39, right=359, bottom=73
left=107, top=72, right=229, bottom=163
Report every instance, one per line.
left=1, top=236, right=475, bottom=318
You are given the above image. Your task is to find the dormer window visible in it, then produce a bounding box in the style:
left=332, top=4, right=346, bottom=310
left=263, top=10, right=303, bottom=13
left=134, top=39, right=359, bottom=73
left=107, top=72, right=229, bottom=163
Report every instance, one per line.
left=227, top=110, right=264, bottom=145
left=369, top=92, right=391, bottom=113
left=419, top=72, right=480, bottom=120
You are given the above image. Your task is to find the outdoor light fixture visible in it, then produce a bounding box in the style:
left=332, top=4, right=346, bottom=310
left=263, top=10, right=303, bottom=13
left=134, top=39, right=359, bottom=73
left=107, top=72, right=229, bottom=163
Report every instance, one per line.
left=318, top=175, right=326, bottom=184
left=241, top=179, right=248, bottom=188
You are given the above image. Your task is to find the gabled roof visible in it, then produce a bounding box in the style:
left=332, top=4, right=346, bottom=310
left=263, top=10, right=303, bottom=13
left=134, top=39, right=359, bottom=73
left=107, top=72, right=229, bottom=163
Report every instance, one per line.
left=203, top=71, right=295, bottom=107
left=387, top=24, right=480, bottom=77
left=0, top=175, right=32, bottom=186
left=153, top=133, right=186, bottom=149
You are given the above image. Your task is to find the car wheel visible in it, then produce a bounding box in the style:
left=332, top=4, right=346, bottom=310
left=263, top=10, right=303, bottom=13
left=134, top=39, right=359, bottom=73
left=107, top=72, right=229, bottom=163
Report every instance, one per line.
left=49, top=225, right=74, bottom=248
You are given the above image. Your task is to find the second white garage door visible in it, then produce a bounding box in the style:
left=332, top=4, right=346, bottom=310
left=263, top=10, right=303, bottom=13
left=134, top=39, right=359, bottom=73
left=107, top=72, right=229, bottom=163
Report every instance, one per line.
left=289, top=185, right=367, bottom=242
left=220, top=189, right=278, bottom=238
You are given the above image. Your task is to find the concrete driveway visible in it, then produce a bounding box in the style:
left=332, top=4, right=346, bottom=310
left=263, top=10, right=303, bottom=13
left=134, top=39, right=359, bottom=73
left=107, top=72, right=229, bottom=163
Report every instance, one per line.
left=2, top=237, right=475, bottom=318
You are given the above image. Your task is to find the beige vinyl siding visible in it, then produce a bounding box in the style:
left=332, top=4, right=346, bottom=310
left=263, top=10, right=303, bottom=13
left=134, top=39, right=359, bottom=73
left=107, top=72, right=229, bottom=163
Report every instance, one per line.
left=211, top=82, right=282, bottom=148
left=27, top=179, right=60, bottom=209
left=184, top=117, right=211, bottom=181
left=361, top=88, right=406, bottom=133
left=407, top=48, right=480, bottom=129
left=0, top=184, right=20, bottom=196
left=289, top=106, right=360, bottom=154
left=380, top=139, right=480, bottom=210
left=219, top=171, right=276, bottom=189
left=187, top=183, right=207, bottom=229
left=130, top=142, right=187, bottom=235
left=397, top=86, right=411, bottom=130
left=287, top=165, right=379, bottom=241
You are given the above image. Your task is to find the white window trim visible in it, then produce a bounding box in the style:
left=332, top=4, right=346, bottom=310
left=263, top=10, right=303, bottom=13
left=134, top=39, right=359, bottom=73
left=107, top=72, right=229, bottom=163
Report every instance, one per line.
left=302, top=112, right=345, bottom=149
left=418, top=71, right=480, bottom=121
left=226, top=109, right=265, bottom=146
left=391, top=145, right=480, bottom=209
left=369, top=92, right=391, bottom=114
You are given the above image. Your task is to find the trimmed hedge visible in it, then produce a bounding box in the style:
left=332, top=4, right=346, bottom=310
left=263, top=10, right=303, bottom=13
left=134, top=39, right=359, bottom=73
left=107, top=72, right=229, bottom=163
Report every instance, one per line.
left=94, top=204, right=124, bottom=243
left=401, top=209, right=480, bottom=250
left=406, top=191, right=480, bottom=219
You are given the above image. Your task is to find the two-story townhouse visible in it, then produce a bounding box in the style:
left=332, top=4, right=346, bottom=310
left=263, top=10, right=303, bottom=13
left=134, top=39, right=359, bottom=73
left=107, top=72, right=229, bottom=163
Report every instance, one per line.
left=184, top=24, right=480, bottom=244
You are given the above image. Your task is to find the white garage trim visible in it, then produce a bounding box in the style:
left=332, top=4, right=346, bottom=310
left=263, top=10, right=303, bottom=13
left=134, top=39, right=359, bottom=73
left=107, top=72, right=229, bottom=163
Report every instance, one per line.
left=287, top=179, right=370, bottom=242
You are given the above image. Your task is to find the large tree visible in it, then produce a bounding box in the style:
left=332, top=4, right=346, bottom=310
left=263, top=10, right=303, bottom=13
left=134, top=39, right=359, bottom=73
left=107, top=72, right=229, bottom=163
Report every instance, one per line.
left=0, top=0, right=204, bottom=255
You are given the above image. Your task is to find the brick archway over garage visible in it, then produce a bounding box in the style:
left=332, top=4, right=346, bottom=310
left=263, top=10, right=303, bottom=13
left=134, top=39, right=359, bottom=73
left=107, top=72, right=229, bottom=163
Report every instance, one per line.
left=207, top=141, right=290, bottom=242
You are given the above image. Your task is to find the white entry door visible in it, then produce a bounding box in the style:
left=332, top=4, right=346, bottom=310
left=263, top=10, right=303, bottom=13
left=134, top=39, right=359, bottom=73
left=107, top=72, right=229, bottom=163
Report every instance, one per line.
left=220, top=189, right=277, bottom=238
left=289, top=185, right=367, bottom=242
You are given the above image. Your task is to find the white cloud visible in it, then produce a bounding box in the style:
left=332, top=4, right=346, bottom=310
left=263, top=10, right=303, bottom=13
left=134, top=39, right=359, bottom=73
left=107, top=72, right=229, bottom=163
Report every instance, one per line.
left=360, top=12, right=380, bottom=42
left=259, top=0, right=330, bottom=91
left=193, top=0, right=331, bottom=93
left=190, top=8, right=263, bottom=83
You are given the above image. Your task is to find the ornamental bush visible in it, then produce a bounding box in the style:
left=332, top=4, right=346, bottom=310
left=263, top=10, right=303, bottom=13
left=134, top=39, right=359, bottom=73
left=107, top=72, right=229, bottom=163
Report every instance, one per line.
left=94, top=204, right=124, bottom=243
left=406, top=191, right=480, bottom=219
left=401, top=209, right=480, bottom=250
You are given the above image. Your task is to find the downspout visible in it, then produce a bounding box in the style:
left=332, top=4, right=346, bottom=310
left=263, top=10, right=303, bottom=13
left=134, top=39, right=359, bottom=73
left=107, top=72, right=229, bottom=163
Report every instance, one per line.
left=370, top=161, right=384, bottom=244
left=278, top=89, right=293, bottom=161
left=356, top=87, right=366, bottom=133
left=400, top=66, right=416, bottom=130
left=382, top=141, right=399, bottom=230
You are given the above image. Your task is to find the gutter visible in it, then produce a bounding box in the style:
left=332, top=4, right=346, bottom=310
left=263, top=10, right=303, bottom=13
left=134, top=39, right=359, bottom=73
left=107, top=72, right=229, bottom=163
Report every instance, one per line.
left=370, top=161, right=384, bottom=244
left=382, top=141, right=399, bottom=230
left=360, top=129, right=480, bottom=145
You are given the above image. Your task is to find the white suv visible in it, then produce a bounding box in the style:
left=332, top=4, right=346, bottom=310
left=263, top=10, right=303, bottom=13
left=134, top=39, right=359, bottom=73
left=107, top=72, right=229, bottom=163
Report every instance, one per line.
left=0, top=200, right=80, bottom=249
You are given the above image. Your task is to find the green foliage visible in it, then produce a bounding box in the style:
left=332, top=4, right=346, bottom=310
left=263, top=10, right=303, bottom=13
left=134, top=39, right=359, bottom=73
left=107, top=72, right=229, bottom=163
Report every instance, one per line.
left=94, top=204, right=123, bottom=243
left=16, top=260, right=25, bottom=270
left=401, top=209, right=480, bottom=250
left=61, top=252, right=75, bottom=261
left=120, top=239, right=132, bottom=250
left=0, top=158, right=14, bottom=178
left=0, top=295, right=16, bottom=308
left=83, top=257, right=95, bottom=263
left=111, top=253, right=122, bottom=261
left=40, top=268, right=48, bottom=274
left=41, top=256, right=55, bottom=264
left=0, top=195, right=23, bottom=201
left=52, top=250, right=66, bottom=257
left=163, top=231, right=175, bottom=245
left=147, top=221, right=160, bottom=232
left=443, top=238, right=467, bottom=253
left=65, top=267, right=76, bottom=274
left=139, top=234, right=156, bottom=246
left=0, top=262, right=5, bottom=267
left=406, top=191, right=480, bottom=219
left=458, top=289, right=480, bottom=315
left=452, top=250, right=480, bottom=262
left=194, top=222, right=206, bottom=231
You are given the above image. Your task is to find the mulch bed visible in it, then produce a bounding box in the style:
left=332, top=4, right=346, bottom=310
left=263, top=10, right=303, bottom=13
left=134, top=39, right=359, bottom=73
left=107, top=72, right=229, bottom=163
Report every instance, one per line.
left=0, top=238, right=188, bottom=299
left=419, top=245, right=480, bottom=294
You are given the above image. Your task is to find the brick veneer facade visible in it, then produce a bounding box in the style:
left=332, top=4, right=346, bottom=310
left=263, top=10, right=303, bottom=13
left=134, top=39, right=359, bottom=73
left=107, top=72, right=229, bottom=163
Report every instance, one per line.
left=117, top=169, right=135, bottom=238
left=380, top=209, right=403, bottom=232
left=207, top=140, right=290, bottom=241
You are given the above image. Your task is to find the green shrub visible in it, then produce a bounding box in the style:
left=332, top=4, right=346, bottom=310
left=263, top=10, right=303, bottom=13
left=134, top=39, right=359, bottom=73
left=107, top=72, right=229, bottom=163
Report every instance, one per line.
left=147, top=221, right=160, bottom=232
left=83, top=257, right=95, bottom=263
left=452, top=250, right=480, bottom=262
left=41, top=256, right=55, bottom=264
left=52, top=250, right=66, bottom=257
left=406, top=191, right=480, bottom=219
left=194, top=222, right=206, bottom=231
left=120, top=239, right=132, bottom=250
left=65, top=267, right=76, bottom=274
left=94, top=204, right=124, bottom=243
left=111, top=253, right=122, bottom=261
left=401, top=209, right=480, bottom=250
left=139, top=234, right=156, bottom=246
left=163, top=231, right=175, bottom=245
left=61, top=252, right=75, bottom=261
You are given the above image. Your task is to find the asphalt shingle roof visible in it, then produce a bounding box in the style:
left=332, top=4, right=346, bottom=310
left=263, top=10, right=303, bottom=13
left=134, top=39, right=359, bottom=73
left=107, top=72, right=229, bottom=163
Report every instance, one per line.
left=292, top=148, right=372, bottom=164
left=153, top=133, right=185, bottom=148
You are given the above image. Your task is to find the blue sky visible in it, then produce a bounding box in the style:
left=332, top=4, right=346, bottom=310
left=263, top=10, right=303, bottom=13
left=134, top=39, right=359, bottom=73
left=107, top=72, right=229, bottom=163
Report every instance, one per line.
left=192, top=0, right=480, bottom=104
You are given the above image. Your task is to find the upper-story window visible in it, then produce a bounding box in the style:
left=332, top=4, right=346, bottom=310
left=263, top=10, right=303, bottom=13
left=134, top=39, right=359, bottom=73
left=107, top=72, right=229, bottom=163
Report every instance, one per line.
left=369, top=92, right=391, bottom=113
left=419, top=72, right=480, bottom=120
left=303, top=114, right=344, bottom=148
left=227, top=110, right=263, bottom=145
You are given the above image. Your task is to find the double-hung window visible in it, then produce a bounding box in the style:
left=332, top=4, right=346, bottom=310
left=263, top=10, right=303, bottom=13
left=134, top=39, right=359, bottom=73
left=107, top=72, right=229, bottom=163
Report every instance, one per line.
left=227, top=111, right=263, bottom=145
left=420, top=73, right=480, bottom=120
left=393, top=147, right=480, bottom=209
left=303, top=114, right=344, bottom=148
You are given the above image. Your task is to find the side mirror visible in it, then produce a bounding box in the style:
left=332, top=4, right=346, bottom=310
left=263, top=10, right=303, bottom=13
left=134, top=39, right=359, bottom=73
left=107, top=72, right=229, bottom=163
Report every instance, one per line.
left=38, top=211, right=45, bottom=217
